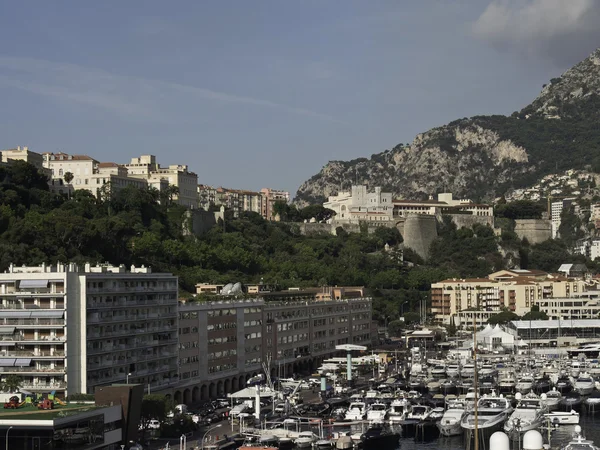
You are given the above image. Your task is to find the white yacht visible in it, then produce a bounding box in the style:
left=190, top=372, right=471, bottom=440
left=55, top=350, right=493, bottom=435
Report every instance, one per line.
left=545, top=388, right=562, bottom=411
left=516, top=374, right=535, bottom=394
left=431, top=364, right=446, bottom=378
left=497, top=370, right=517, bottom=393
left=388, top=398, right=411, bottom=423
left=366, top=403, right=387, bottom=423
left=406, top=404, right=432, bottom=421
left=504, top=394, right=548, bottom=436
left=561, top=425, right=599, bottom=450
left=461, top=363, right=475, bottom=378
left=575, top=373, right=595, bottom=395
left=437, top=399, right=466, bottom=437
left=461, top=393, right=514, bottom=437
left=544, top=410, right=580, bottom=425
left=295, top=432, right=318, bottom=448
left=446, top=364, right=460, bottom=378
left=345, top=402, right=367, bottom=421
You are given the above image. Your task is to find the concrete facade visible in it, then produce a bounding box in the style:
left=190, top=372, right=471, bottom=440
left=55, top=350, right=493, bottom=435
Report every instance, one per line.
left=514, top=219, right=552, bottom=244
left=0, top=263, right=179, bottom=397
left=174, top=293, right=372, bottom=404
left=401, top=214, right=438, bottom=260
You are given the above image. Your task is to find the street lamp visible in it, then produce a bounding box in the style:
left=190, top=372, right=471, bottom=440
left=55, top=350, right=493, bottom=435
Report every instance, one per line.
left=126, top=372, right=132, bottom=384
left=5, top=426, right=12, bottom=450
left=201, top=424, right=223, bottom=450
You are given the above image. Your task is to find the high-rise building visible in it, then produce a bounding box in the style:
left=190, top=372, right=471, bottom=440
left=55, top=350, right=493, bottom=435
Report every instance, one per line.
left=551, top=198, right=575, bottom=239
left=260, top=188, right=290, bottom=221
left=0, top=263, right=179, bottom=396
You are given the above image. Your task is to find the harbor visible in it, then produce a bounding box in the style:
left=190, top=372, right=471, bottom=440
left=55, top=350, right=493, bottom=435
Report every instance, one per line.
left=175, top=341, right=600, bottom=450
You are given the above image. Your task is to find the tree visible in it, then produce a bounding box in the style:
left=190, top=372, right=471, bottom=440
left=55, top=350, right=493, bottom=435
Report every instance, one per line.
left=3, top=374, right=22, bottom=392
left=139, top=394, right=171, bottom=437
left=63, top=172, right=74, bottom=199
left=522, top=305, right=548, bottom=321
left=403, top=312, right=421, bottom=325
left=388, top=320, right=404, bottom=337
left=487, top=310, right=520, bottom=325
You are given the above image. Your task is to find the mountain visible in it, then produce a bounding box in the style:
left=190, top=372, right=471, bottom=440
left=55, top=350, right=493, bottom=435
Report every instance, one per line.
left=295, top=48, right=600, bottom=206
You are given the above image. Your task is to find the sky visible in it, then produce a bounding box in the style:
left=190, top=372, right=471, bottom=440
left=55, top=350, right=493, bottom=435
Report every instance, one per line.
left=1, top=1, right=600, bottom=197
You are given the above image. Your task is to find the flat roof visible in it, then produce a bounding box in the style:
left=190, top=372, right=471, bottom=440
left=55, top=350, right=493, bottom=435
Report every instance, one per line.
left=510, top=319, right=600, bottom=330
left=0, top=403, right=99, bottom=422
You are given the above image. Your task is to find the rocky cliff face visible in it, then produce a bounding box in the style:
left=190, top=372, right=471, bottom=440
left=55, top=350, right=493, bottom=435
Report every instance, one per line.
left=295, top=48, right=600, bottom=206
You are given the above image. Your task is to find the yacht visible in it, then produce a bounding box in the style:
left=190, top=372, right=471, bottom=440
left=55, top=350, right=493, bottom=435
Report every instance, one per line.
left=437, top=399, right=466, bottom=437
left=545, top=388, right=562, bottom=411
left=295, top=432, right=318, bottom=449
left=461, top=392, right=514, bottom=438
left=405, top=404, right=432, bottom=421
left=345, top=402, right=367, bottom=421
left=366, top=403, right=387, bottom=423
left=360, top=426, right=400, bottom=450
left=556, top=374, right=574, bottom=394
left=568, top=342, right=600, bottom=359
left=388, top=398, right=411, bottom=423
left=426, top=379, right=441, bottom=394
left=461, top=363, right=476, bottom=378
left=560, top=425, right=599, bottom=450
left=430, top=364, right=446, bottom=378
left=516, top=374, right=535, bottom=394
left=504, top=394, right=548, bottom=436
left=446, top=364, right=460, bottom=378
left=498, top=371, right=517, bottom=394
left=544, top=410, right=580, bottom=426
left=575, top=373, right=595, bottom=395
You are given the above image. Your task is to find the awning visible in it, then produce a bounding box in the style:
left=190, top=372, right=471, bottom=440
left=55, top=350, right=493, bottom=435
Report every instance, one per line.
left=19, top=280, right=49, bottom=289
left=31, top=311, right=64, bottom=318
left=15, top=358, right=31, bottom=366
left=1, top=311, right=31, bottom=318
left=0, top=359, right=16, bottom=366
left=0, top=327, right=15, bottom=334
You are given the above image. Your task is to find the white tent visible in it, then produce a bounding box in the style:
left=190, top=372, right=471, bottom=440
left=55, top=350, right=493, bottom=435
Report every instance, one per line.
left=480, top=327, right=515, bottom=350
left=228, top=386, right=278, bottom=399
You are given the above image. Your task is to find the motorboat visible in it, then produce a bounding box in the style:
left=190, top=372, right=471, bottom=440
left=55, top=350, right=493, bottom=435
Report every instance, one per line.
left=479, top=375, right=496, bottom=395
left=295, top=432, right=318, bottom=448
left=461, top=363, right=475, bottom=378
left=461, top=392, right=514, bottom=438
left=498, top=371, right=517, bottom=394
left=440, top=378, right=457, bottom=395
left=560, top=425, right=599, bottom=449
left=366, top=403, right=387, bottom=423
left=345, top=402, right=367, bottom=421
left=388, top=398, right=411, bottom=423
left=429, top=407, right=444, bottom=421
left=556, top=375, right=574, bottom=394
left=545, top=388, right=562, bottom=411
left=426, top=379, right=441, bottom=394
left=560, top=391, right=583, bottom=412
left=575, top=373, right=595, bottom=395
left=585, top=390, right=600, bottom=412
left=533, top=376, right=552, bottom=394
left=315, top=440, right=332, bottom=449
left=504, top=393, right=548, bottom=436
left=360, top=426, right=400, bottom=450
left=428, top=393, right=446, bottom=408
left=568, top=343, right=600, bottom=359
left=544, top=410, right=580, bottom=426
left=437, top=399, right=466, bottom=437
left=446, top=364, right=460, bottom=378
left=516, top=374, right=535, bottom=394
left=430, top=364, right=446, bottom=378
left=480, top=363, right=497, bottom=378
left=406, top=404, right=432, bottom=421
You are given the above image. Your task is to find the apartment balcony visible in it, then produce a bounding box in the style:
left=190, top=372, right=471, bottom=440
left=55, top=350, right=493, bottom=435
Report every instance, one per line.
left=0, top=366, right=65, bottom=374
left=1, top=289, right=65, bottom=297
left=1, top=319, right=65, bottom=327
left=1, top=350, right=65, bottom=358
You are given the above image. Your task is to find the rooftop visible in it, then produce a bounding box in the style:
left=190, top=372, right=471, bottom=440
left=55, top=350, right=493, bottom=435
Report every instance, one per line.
left=0, top=402, right=99, bottom=422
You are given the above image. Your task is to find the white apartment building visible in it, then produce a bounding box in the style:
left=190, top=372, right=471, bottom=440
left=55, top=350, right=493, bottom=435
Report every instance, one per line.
left=1, top=146, right=47, bottom=173
left=537, top=291, right=600, bottom=320
left=125, top=155, right=198, bottom=209
left=551, top=198, right=575, bottom=239
left=43, top=152, right=148, bottom=197
left=0, top=263, right=178, bottom=396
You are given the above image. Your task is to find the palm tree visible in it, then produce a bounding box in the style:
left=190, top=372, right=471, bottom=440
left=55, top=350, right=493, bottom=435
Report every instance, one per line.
left=3, top=375, right=22, bottom=392
left=63, top=171, right=74, bottom=199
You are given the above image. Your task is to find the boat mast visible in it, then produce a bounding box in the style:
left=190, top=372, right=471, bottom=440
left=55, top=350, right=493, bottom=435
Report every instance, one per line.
left=473, top=311, right=479, bottom=450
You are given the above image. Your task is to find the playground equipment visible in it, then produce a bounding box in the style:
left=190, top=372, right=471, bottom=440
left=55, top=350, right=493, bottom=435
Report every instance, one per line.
left=37, top=399, right=54, bottom=410
left=3, top=396, right=23, bottom=409
left=54, top=397, right=66, bottom=406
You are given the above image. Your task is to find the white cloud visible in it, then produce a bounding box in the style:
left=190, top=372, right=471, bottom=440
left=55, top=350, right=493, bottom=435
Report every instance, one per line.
left=0, top=56, right=341, bottom=123
left=472, top=0, right=600, bottom=66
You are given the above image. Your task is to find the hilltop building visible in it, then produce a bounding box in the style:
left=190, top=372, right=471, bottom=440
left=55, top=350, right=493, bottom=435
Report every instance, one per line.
left=42, top=152, right=147, bottom=197
left=323, top=185, right=493, bottom=225
left=0, top=263, right=178, bottom=397
left=198, top=185, right=290, bottom=220
left=551, top=197, right=575, bottom=239
left=124, top=155, right=198, bottom=209
left=261, top=188, right=290, bottom=221
left=430, top=269, right=587, bottom=327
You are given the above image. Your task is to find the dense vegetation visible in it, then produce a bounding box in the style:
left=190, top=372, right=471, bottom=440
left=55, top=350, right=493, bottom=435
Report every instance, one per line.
left=0, top=162, right=595, bottom=325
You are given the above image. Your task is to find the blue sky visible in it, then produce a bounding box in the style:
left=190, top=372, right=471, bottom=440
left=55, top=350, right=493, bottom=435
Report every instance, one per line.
left=1, top=1, right=599, bottom=196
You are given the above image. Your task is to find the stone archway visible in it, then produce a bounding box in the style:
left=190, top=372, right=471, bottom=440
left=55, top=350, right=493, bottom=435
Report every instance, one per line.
left=224, top=378, right=231, bottom=394
left=183, top=388, right=192, bottom=405
left=192, top=386, right=200, bottom=403
left=217, top=380, right=224, bottom=396
left=174, top=390, right=182, bottom=404
left=201, top=385, right=208, bottom=401
left=232, top=377, right=238, bottom=392
left=209, top=382, right=216, bottom=398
